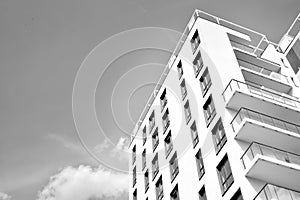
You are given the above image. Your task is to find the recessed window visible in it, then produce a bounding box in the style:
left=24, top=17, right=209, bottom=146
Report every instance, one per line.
left=200, top=68, right=212, bottom=96
left=133, top=188, right=137, bottom=200
left=144, top=169, right=149, bottom=193
left=193, top=51, right=203, bottom=77
left=142, top=149, right=146, bottom=170
left=217, top=154, right=234, bottom=195
left=164, top=130, right=173, bottom=158
left=195, top=148, right=205, bottom=180
left=190, top=121, right=199, bottom=148
left=133, top=166, right=137, bottom=187
left=149, top=111, right=155, bottom=133
left=191, top=30, right=201, bottom=53
left=230, top=189, right=243, bottom=200
left=180, top=79, right=187, bottom=100
left=152, top=153, right=159, bottom=180
left=155, top=175, right=164, bottom=200
left=132, top=145, right=136, bottom=164
left=184, top=100, right=192, bottom=124
left=177, top=60, right=183, bottom=79
left=203, top=95, right=216, bottom=126
left=162, top=108, right=170, bottom=133
left=160, top=88, right=167, bottom=111
left=198, top=186, right=207, bottom=200
left=212, top=118, right=227, bottom=155
left=169, top=152, right=179, bottom=182
left=152, top=127, right=159, bottom=151
left=143, top=126, right=147, bottom=145
left=170, top=184, right=180, bottom=200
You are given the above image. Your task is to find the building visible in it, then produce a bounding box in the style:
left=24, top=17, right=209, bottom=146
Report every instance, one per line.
left=278, top=13, right=300, bottom=81
left=129, top=10, right=300, bottom=200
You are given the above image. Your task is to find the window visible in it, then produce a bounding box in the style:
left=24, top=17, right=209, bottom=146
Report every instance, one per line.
left=132, top=145, right=136, bottom=164
left=162, top=108, right=170, bottom=133
left=149, top=111, right=155, bottom=133
left=184, top=100, right=191, bottom=124
left=212, top=118, right=227, bottom=154
left=230, top=189, right=243, bottom=200
left=195, top=149, right=205, bottom=180
left=169, top=152, right=179, bottom=182
left=180, top=79, right=187, bottom=100
left=164, top=130, right=173, bottom=158
left=193, top=51, right=204, bottom=77
left=170, top=184, right=180, bottom=200
left=143, top=126, right=147, bottom=145
left=142, top=149, right=146, bottom=170
left=155, top=175, right=164, bottom=200
left=133, top=166, right=137, bottom=187
left=160, top=88, right=167, bottom=111
left=152, top=153, right=159, bottom=180
left=190, top=121, right=199, bottom=148
left=203, top=95, right=216, bottom=126
left=198, top=186, right=207, bottom=200
left=152, top=127, right=159, bottom=151
left=133, top=189, right=137, bottom=200
left=191, top=30, right=200, bottom=53
left=177, top=60, right=183, bottom=79
left=200, top=68, right=211, bottom=96
left=217, top=154, right=234, bottom=195
left=144, top=169, right=149, bottom=193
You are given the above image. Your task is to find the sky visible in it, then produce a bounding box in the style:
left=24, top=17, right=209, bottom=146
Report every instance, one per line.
left=0, top=0, right=299, bottom=200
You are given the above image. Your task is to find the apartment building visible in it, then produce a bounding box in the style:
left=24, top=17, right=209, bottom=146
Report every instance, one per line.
left=129, top=10, right=300, bottom=200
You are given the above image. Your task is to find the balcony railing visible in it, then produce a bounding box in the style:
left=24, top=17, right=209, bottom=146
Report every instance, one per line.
left=240, top=64, right=290, bottom=85
left=230, top=107, right=300, bottom=134
left=222, top=79, right=300, bottom=108
left=254, top=184, right=300, bottom=200
left=241, top=142, right=300, bottom=170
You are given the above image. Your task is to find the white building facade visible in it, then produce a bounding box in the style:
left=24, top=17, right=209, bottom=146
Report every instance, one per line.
left=129, top=10, right=300, bottom=200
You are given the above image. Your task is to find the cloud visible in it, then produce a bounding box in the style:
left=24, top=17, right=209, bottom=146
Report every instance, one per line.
left=110, top=137, right=130, bottom=161
left=46, top=133, right=84, bottom=153
left=93, top=137, right=130, bottom=162
left=37, top=165, right=128, bottom=200
left=0, top=192, right=12, bottom=200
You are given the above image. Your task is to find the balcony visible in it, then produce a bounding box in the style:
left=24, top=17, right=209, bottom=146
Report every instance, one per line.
left=223, top=79, right=300, bottom=125
left=254, top=184, right=300, bottom=200
left=241, top=142, right=300, bottom=191
left=233, top=48, right=281, bottom=72
left=240, top=64, right=291, bottom=93
left=231, top=108, right=300, bottom=154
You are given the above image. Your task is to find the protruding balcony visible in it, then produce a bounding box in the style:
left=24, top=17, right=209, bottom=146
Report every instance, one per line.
left=223, top=79, right=300, bottom=125
left=254, top=184, right=300, bottom=200
left=231, top=108, right=300, bottom=154
left=240, top=65, right=291, bottom=93
left=234, top=48, right=281, bottom=72
left=241, top=142, right=300, bottom=191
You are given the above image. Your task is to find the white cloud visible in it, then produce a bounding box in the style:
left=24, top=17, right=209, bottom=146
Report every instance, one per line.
left=37, top=165, right=128, bottom=200
left=93, top=137, right=130, bottom=162
left=0, top=192, right=11, bottom=200
left=110, top=137, right=130, bottom=161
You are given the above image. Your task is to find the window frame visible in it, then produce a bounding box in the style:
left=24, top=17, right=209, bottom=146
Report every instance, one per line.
left=195, top=148, right=205, bottom=180
left=190, top=121, right=199, bottom=148
left=180, top=79, right=187, bottom=100
left=199, top=68, right=212, bottom=97
left=203, top=95, right=216, bottom=127
left=216, top=154, right=234, bottom=196
left=184, top=100, right=192, bottom=124
left=152, top=153, right=159, bottom=180
left=169, top=152, right=179, bottom=182
left=212, top=118, right=227, bottom=155
left=164, top=130, right=173, bottom=158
